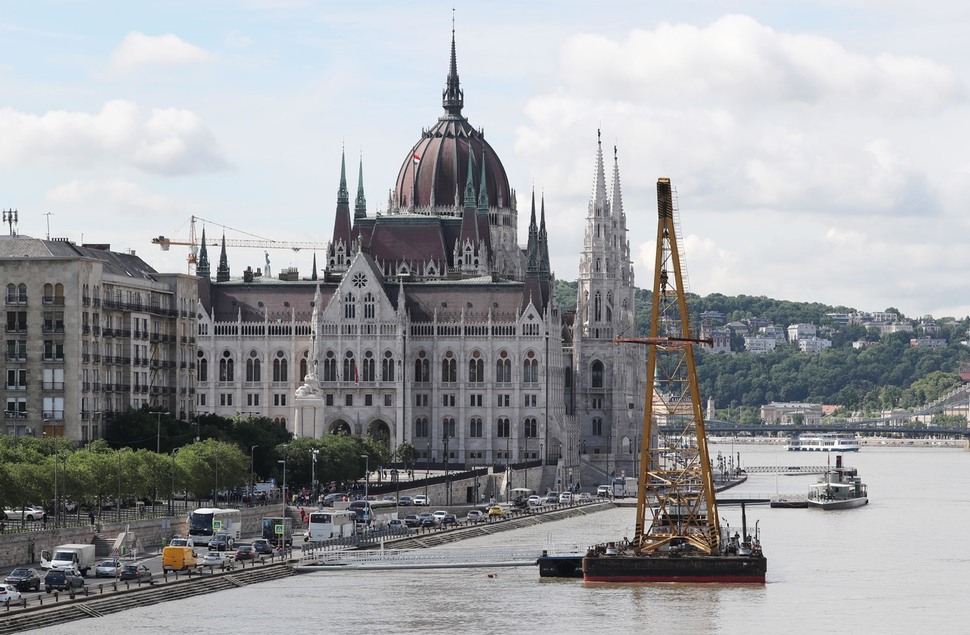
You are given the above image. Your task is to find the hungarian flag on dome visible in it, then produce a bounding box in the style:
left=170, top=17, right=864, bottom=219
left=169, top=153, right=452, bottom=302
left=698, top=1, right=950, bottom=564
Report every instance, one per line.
left=412, top=153, right=420, bottom=164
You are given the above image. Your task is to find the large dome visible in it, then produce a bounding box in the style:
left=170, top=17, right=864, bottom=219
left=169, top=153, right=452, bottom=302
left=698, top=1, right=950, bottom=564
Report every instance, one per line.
left=393, top=32, right=512, bottom=212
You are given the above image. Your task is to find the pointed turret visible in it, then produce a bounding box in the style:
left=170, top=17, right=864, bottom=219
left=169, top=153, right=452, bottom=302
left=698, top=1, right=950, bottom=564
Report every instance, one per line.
left=196, top=226, right=210, bottom=278
left=311, top=252, right=318, bottom=281
left=476, top=150, right=493, bottom=262
left=216, top=232, right=230, bottom=282
left=590, top=129, right=609, bottom=218
left=327, top=147, right=353, bottom=273
left=442, top=21, right=464, bottom=117
left=526, top=189, right=539, bottom=274
left=539, top=194, right=550, bottom=279
left=354, top=155, right=367, bottom=219
left=611, top=145, right=623, bottom=220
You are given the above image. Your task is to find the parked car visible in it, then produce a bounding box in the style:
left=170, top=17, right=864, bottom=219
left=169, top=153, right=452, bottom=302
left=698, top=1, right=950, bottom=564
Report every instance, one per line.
left=234, top=545, right=256, bottom=561
left=201, top=551, right=226, bottom=568
left=95, top=560, right=121, bottom=578
left=596, top=485, right=612, bottom=497
left=466, top=510, right=486, bottom=523
left=403, top=514, right=421, bottom=528
left=4, top=568, right=40, bottom=591
left=169, top=536, right=194, bottom=548
left=528, top=495, right=543, bottom=507
left=381, top=495, right=397, bottom=502
left=578, top=492, right=593, bottom=502
left=387, top=518, right=407, bottom=531
left=4, top=506, right=45, bottom=522
left=559, top=492, right=573, bottom=505
left=251, top=539, right=274, bottom=555
left=0, top=584, right=22, bottom=604
left=488, top=505, right=506, bottom=518
left=43, top=569, right=84, bottom=593
left=432, top=510, right=449, bottom=522
left=118, top=564, right=153, bottom=584
left=321, top=492, right=347, bottom=507
left=412, top=495, right=429, bottom=506
left=545, top=492, right=560, bottom=504
left=397, top=496, right=414, bottom=506
left=417, top=512, right=436, bottom=527
left=208, top=532, right=233, bottom=551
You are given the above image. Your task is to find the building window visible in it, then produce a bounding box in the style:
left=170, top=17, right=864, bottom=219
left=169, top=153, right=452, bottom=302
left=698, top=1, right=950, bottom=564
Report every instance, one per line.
left=441, top=394, right=455, bottom=407
left=592, top=417, right=603, bottom=436
left=363, top=292, right=376, bottom=319
left=381, top=351, right=395, bottom=382
left=414, top=393, right=428, bottom=407
left=591, top=397, right=603, bottom=410
left=220, top=393, right=233, bottom=406
left=300, top=351, right=308, bottom=382
left=468, top=393, right=483, bottom=407
left=345, top=394, right=353, bottom=407
left=441, top=351, right=457, bottom=383
left=497, top=394, right=510, bottom=407
left=362, top=351, right=375, bottom=382
left=591, top=360, right=604, bottom=388
left=469, top=417, right=483, bottom=438
left=246, top=351, right=261, bottom=382
left=197, top=352, right=208, bottom=382
left=343, top=292, right=356, bottom=319
left=274, top=393, right=287, bottom=406
left=468, top=350, right=484, bottom=383
left=414, top=350, right=430, bottom=382
left=42, top=368, right=65, bottom=390
left=325, top=394, right=334, bottom=407
left=365, top=394, right=373, bottom=406
left=523, top=351, right=538, bottom=383
left=497, top=417, right=510, bottom=438
left=415, top=417, right=429, bottom=438
left=343, top=351, right=357, bottom=384
left=384, top=393, right=392, bottom=407
left=198, top=394, right=207, bottom=406
left=6, top=369, right=26, bottom=390
left=323, top=350, right=337, bottom=382
left=247, top=393, right=260, bottom=406
left=524, top=417, right=538, bottom=438
left=496, top=351, right=511, bottom=383
left=43, top=340, right=65, bottom=361
left=219, top=351, right=234, bottom=381
left=442, top=417, right=456, bottom=438
left=273, top=351, right=288, bottom=382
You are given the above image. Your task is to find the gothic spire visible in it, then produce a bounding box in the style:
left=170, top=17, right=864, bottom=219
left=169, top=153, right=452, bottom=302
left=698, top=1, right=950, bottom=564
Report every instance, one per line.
left=463, top=146, right=477, bottom=208
left=216, top=232, right=230, bottom=282
left=590, top=128, right=609, bottom=218
left=311, top=252, right=318, bottom=281
left=196, top=226, right=210, bottom=278
left=611, top=144, right=623, bottom=219
left=527, top=188, right=539, bottom=274
left=329, top=146, right=353, bottom=267
left=354, top=154, right=367, bottom=219
left=442, top=18, right=464, bottom=117
left=337, top=146, right=350, bottom=206
left=539, top=194, right=550, bottom=277
left=477, top=150, right=489, bottom=211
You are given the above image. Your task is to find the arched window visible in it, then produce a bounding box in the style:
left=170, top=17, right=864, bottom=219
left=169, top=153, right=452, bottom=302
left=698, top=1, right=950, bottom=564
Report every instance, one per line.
left=415, top=417, right=429, bottom=438
left=344, top=292, right=356, bottom=319
left=442, top=417, right=456, bottom=438
left=523, top=351, right=538, bottom=383
left=469, top=417, right=483, bottom=438
left=219, top=351, right=234, bottom=381
left=496, top=351, right=511, bottom=383
left=323, top=350, right=337, bottom=382
left=381, top=351, right=395, bottom=382
left=594, top=291, right=602, bottom=322
left=343, top=351, right=357, bottom=384
left=524, top=417, right=538, bottom=438
left=414, top=350, right=430, bottom=383
left=497, top=417, right=511, bottom=438
left=441, top=351, right=457, bottom=383
left=591, top=360, right=604, bottom=388
left=300, top=351, right=308, bottom=381
left=272, top=351, right=288, bottom=382
left=362, top=351, right=375, bottom=382
left=245, top=350, right=261, bottom=382
left=197, top=351, right=208, bottom=382
left=363, top=292, right=376, bottom=319
left=468, top=351, right=484, bottom=383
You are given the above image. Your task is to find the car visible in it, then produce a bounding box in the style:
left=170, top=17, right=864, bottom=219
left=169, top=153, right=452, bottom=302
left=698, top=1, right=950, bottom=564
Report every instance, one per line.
left=397, top=496, right=414, bottom=506
left=596, top=485, right=612, bottom=497
left=201, top=551, right=231, bottom=569
left=381, top=495, right=397, bottom=502
left=559, top=492, right=573, bottom=505
left=321, top=492, right=347, bottom=507
left=251, top=539, right=274, bottom=555
left=118, top=564, right=153, bottom=584
left=544, top=492, right=560, bottom=504
left=4, top=568, right=41, bottom=591
left=528, top=495, right=543, bottom=507
left=403, top=514, right=421, bottom=527
left=488, top=505, right=506, bottom=518
left=412, top=495, right=429, bottom=506
left=169, top=536, right=194, bottom=548
left=4, top=506, right=45, bottom=522
left=465, top=510, right=485, bottom=523
left=387, top=518, right=407, bottom=531
left=578, top=492, right=593, bottom=502
left=431, top=510, right=448, bottom=523
left=95, top=560, right=121, bottom=578
left=234, top=545, right=256, bottom=561
left=43, top=569, right=84, bottom=593
left=417, top=512, right=436, bottom=527
left=208, top=532, right=233, bottom=551
left=0, top=584, right=22, bottom=604
left=440, top=513, right=458, bottom=526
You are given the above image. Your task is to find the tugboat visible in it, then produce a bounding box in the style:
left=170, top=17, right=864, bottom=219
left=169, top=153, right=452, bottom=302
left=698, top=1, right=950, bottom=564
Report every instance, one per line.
left=583, top=179, right=767, bottom=584
left=806, top=455, right=868, bottom=510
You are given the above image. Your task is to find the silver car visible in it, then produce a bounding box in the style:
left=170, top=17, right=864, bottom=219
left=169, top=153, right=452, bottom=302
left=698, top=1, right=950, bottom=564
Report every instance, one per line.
left=95, top=560, right=120, bottom=578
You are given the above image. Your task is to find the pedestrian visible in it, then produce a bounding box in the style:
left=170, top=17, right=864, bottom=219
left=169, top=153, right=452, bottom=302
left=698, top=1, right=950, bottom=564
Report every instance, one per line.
left=42, top=514, right=47, bottom=529
left=88, top=511, right=95, bottom=525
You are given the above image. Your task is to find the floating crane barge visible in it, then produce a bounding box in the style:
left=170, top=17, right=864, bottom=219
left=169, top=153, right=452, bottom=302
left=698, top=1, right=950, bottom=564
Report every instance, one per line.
left=582, top=179, right=767, bottom=584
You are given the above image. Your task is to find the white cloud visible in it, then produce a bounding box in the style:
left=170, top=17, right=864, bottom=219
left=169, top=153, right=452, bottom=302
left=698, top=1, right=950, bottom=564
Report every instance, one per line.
left=48, top=178, right=173, bottom=214
left=0, top=100, right=227, bottom=175
left=109, top=32, right=214, bottom=72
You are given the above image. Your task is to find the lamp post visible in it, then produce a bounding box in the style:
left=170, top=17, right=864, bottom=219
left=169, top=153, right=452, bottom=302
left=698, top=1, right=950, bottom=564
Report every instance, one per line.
left=506, top=431, right=511, bottom=501
left=170, top=448, right=180, bottom=517
left=116, top=449, right=123, bottom=522
left=443, top=435, right=450, bottom=506
left=52, top=440, right=58, bottom=529
left=278, top=450, right=288, bottom=517
left=153, top=411, right=170, bottom=455
left=311, top=449, right=319, bottom=504
left=250, top=445, right=259, bottom=506
left=361, top=455, right=369, bottom=500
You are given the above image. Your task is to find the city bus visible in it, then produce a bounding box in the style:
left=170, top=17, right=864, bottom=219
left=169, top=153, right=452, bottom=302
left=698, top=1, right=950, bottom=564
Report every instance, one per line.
left=305, top=510, right=357, bottom=542
left=187, top=508, right=242, bottom=545
left=346, top=500, right=397, bottom=527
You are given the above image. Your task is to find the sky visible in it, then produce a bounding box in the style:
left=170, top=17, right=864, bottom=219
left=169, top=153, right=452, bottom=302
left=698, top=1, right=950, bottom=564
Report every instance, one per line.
left=2, top=1, right=969, bottom=319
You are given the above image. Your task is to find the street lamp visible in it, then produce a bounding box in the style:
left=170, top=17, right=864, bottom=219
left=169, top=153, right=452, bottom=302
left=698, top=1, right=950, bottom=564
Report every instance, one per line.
left=361, top=455, right=369, bottom=500
left=170, top=448, right=180, bottom=517
left=152, top=411, right=170, bottom=455
left=443, top=435, right=450, bottom=506
left=251, top=445, right=259, bottom=506
left=116, top=449, right=123, bottom=522
left=311, top=449, right=319, bottom=504
left=278, top=449, right=288, bottom=516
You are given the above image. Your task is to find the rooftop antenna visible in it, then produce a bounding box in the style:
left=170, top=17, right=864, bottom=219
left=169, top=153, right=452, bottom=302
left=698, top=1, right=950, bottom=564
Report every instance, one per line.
left=43, top=212, right=53, bottom=240
left=2, top=209, right=17, bottom=236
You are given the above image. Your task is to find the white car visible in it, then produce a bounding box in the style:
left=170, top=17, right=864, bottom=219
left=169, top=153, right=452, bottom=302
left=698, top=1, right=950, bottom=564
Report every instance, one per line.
left=412, top=495, right=429, bottom=506
left=466, top=510, right=486, bottom=523
left=0, top=584, right=22, bottom=603
left=4, top=507, right=45, bottom=522
left=527, top=495, right=543, bottom=507
left=559, top=492, right=573, bottom=505
left=201, top=552, right=231, bottom=569
left=431, top=510, right=448, bottom=523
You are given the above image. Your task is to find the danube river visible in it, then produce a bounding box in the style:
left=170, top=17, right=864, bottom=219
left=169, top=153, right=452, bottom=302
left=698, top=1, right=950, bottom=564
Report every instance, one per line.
left=43, top=443, right=969, bottom=634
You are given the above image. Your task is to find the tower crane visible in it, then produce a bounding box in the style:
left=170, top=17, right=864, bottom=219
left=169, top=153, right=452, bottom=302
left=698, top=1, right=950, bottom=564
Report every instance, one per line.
left=151, top=215, right=329, bottom=271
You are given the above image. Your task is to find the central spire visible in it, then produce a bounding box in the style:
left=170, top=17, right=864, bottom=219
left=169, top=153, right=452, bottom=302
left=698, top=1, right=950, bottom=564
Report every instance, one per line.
left=442, top=18, right=464, bottom=117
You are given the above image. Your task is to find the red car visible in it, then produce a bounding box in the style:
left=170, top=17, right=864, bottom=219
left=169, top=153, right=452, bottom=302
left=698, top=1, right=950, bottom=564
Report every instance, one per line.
left=234, top=545, right=256, bottom=561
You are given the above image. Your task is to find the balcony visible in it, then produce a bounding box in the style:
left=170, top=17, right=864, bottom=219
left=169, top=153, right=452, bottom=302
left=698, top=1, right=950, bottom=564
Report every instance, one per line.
left=5, top=353, right=27, bottom=362
left=82, top=296, right=90, bottom=306
left=82, top=325, right=91, bottom=335
left=42, top=296, right=65, bottom=306
left=42, top=325, right=66, bottom=334
left=41, top=382, right=65, bottom=391
left=42, top=356, right=65, bottom=363
left=42, top=410, right=65, bottom=420
left=4, top=411, right=28, bottom=419
left=4, top=325, right=27, bottom=333
left=82, top=382, right=91, bottom=391
left=5, top=296, right=27, bottom=305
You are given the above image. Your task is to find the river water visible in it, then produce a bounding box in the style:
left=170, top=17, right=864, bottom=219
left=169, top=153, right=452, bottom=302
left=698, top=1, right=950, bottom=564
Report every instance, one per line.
left=42, top=443, right=969, bottom=634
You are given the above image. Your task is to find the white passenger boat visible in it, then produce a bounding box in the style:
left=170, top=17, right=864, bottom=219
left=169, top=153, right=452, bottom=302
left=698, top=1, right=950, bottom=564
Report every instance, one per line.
left=806, top=455, right=868, bottom=510
left=785, top=433, right=860, bottom=452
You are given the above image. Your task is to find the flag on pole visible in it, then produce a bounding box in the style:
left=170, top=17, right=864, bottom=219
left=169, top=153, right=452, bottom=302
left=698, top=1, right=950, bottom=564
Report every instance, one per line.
left=412, top=153, right=420, bottom=164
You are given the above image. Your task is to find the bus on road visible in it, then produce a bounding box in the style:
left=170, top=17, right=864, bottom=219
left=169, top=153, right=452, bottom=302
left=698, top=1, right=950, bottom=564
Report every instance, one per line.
left=305, top=510, right=357, bottom=542
left=346, top=500, right=397, bottom=527
left=187, top=508, right=241, bottom=545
